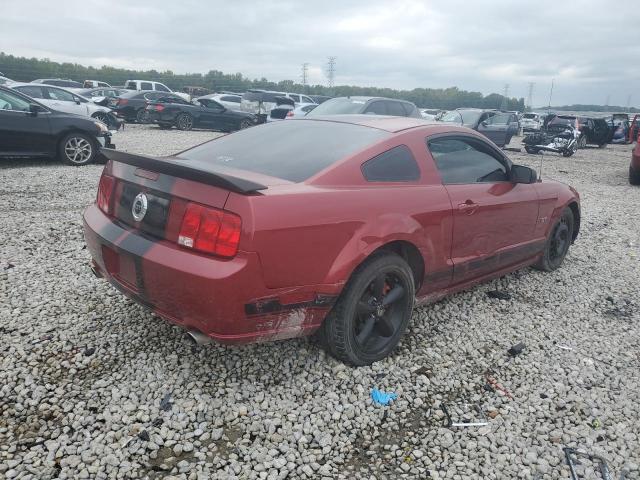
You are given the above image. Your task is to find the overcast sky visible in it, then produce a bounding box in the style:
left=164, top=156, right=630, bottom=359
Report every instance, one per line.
left=3, top=0, right=640, bottom=106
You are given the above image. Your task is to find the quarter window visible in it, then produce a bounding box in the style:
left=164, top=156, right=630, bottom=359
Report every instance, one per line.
left=0, top=90, right=32, bottom=111
left=362, top=145, right=420, bottom=182
left=155, top=83, right=170, bottom=92
left=427, top=137, right=509, bottom=184
left=140, top=82, right=153, bottom=90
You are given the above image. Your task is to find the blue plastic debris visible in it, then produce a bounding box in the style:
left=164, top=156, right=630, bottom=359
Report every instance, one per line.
left=371, top=388, right=398, bottom=405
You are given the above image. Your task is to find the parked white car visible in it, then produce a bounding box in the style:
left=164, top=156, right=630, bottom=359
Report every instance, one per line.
left=521, top=112, right=544, bottom=132
left=10, top=83, right=113, bottom=124
left=268, top=103, right=317, bottom=121
left=83, top=80, right=112, bottom=88
left=124, top=80, right=190, bottom=102
left=241, top=90, right=316, bottom=121
left=196, top=93, right=243, bottom=111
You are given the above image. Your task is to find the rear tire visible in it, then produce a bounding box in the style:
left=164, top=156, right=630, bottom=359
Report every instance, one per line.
left=176, top=113, right=194, bottom=131
left=58, top=132, right=97, bottom=166
left=533, top=207, right=574, bottom=272
left=136, top=108, right=148, bottom=124
left=630, top=167, right=640, bottom=186
left=577, top=135, right=587, bottom=149
left=319, top=253, right=415, bottom=366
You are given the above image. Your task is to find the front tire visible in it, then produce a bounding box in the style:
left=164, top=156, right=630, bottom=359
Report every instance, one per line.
left=176, top=113, right=194, bottom=131
left=58, top=133, right=96, bottom=166
left=533, top=207, right=574, bottom=272
left=320, top=253, right=415, bottom=366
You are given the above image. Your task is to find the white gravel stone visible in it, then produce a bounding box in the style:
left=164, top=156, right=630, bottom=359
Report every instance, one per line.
left=0, top=128, right=638, bottom=479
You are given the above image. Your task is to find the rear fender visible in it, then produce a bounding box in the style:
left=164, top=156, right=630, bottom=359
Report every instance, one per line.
left=323, top=213, right=426, bottom=286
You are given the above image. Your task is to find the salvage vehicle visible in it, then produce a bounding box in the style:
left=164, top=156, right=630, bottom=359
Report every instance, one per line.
left=240, top=90, right=314, bottom=122
left=521, top=112, right=544, bottom=132
left=145, top=96, right=256, bottom=131
left=549, top=115, right=609, bottom=148
left=439, top=109, right=518, bottom=147
left=123, top=80, right=190, bottom=102
left=523, top=118, right=579, bottom=156
left=307, top=96, right=421, bottom=118
left=10, top=83, right=115, bottom=125
left=83, top=115, right=580, bottom=365
left=269, top=102, right=317, bottom=121
left=84, top=80, right=112, bottom=88
left=198, top=93, right=243, bottom=111
left=606, top=114, right=630, bottom=144
left=629, top=114, right=640, bottom=143
left=31, top=78, right=83, bottom=88
left=108, top=90, right=185, bottom=123
left=630, top=137, right=640, bottom=185
left=0, top=85, right=114, bottom=165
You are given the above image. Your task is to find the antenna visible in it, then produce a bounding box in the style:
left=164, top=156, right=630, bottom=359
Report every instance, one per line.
left=301, top=63, right=309, bottom=86
left=326, top=56, right=337, bottom=89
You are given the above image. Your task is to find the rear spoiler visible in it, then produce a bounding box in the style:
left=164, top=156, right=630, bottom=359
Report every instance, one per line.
left=102, top=149, right=268, bottom=194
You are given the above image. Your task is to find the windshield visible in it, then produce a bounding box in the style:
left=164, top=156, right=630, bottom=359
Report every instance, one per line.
left=523, top=113, right=537, bottom=119
left=177, top=120, right=389, bottom=182
left=306, top=97, right=367, bottom=115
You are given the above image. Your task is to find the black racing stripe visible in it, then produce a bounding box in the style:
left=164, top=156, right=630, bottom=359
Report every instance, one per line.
left=245, top=294, right=337, bottom=317
left=118, top=164, right=177, bottom=193
left=458, top=240, right=546, bottom=278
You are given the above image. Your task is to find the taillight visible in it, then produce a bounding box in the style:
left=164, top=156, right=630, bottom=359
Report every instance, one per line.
left=96, top=174, right=115, bottom=215
left=155, top=104, right=165, bottom=111
left=117, top=98, right=128, bottom=106
left=178, top=203, right=241, bottom=257
left=286, top=111, right=294, bottom=117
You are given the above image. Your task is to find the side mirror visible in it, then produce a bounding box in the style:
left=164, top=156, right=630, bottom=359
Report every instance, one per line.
left=29, top=103, right=42, bottom=116
left=510, top=165, right=537, bottom=184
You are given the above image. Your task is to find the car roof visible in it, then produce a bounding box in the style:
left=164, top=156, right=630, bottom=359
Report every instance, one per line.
left=292, top=114, right=446, bottom=133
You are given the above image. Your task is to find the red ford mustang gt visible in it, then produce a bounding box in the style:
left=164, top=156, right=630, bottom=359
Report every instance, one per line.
left=83, top=115, right=580, bottom=365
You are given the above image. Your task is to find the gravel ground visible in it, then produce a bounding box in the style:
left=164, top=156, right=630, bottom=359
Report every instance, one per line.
left=1, top=125, right=639, bottom=479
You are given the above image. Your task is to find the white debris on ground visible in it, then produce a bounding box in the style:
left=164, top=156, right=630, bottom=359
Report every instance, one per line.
left=1, top=125, right=639, bottom=479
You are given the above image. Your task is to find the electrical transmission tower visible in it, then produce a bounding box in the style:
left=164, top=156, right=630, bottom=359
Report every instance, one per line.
left=500, top=84, right=510, bottom=110
left=527, top=82, right=535, bottom=110
left=326, top=56, right=337, bottom=89
left=301, top=63, right=309, bottom=86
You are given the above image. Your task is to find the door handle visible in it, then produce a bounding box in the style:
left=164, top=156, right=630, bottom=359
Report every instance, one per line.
left=458, top=200, right=479, bottom=215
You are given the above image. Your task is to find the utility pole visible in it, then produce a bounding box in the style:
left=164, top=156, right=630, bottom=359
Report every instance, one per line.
left=605, top=94, right=610, bottom=108
left=326, top=56, right=337, bottom=89
left=547, top=79, right=554, bottom=113
left=301, top=63, right=309, bottom=87
left=527, top=82, right=535, bottom=111
left=626, top=94, right=632, bottom=111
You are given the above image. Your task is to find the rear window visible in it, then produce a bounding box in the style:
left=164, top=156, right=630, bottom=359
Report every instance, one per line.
left=177, top=121, right=390, bottom=182
left=307, top=97, right=369, bottom=115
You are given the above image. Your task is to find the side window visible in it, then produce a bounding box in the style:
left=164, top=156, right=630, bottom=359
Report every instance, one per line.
left=15, top=86, right=45, bottom=99
left=427, top=137, right=509, bottom=184
left=289, top=94, right=300, bottom=102
left=45, top=87, right=75, bottom=102
left=485, top=113, right=511, bottom=125
left=362, top=145, right=420, bottom=182
left=221, top=95, right=240, bottom=103
left=0, top=89, right=32, bottom=111
left=125, top=81, right=136, bottom=89
left=402, top=103, right=416, bottom=116
left=155, top=83, right=170, bottom=92
left=301, top=96, right=314, bottom=104
left=140, top=82, right=153, bottom=90
left=386, top=101, right=407, bottom=117
left=363, top=101, right=387, bottom=115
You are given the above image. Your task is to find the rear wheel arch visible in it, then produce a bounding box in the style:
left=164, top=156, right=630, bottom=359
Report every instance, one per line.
left=567, top=201, right=580, bottom=242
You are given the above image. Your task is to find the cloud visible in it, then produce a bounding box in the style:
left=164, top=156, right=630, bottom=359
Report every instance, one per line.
left=2, top=0, right=639, bottom=106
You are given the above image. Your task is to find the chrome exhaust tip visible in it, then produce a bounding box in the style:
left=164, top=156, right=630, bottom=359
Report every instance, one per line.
left=186, top=330, right=212, bottom=345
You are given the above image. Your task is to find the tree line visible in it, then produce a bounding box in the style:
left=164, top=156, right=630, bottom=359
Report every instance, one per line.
left=0, top=52, right=527, bottom=110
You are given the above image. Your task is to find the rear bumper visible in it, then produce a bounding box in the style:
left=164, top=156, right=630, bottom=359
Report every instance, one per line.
left=83, top=204, right=334, bottom=344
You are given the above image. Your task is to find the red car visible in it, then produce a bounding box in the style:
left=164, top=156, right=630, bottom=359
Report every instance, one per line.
left=631, top=138, right=640, bottom=185
left=83, top=116, right=580, bottom=365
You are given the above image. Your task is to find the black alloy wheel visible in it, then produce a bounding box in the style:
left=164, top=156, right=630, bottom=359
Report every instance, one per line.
left=534, top=207, right=574, bottom=271
left=320, top=254, right=415, bottom=366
